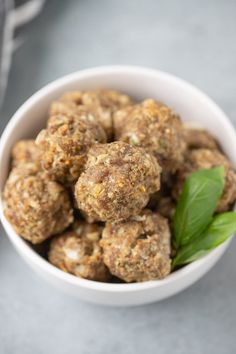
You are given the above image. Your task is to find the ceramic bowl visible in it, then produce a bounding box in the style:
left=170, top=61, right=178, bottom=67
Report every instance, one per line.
left=0, top=66, right=235, bottom=306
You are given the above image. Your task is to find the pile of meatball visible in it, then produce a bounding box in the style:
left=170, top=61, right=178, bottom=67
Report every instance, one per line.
left=3, top=89, right=236, bottom=283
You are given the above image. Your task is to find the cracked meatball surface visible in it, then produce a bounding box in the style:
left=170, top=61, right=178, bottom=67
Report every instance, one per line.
left=75, top=142, right=161, bottom=223
left=56, top=89, right=133, bottom=140
left=114, top=99, right=186, bottom=171
left=173, top=148, right=236, bottom=212
left=3, top=163, right=74, bottom=244
left=36, top=108, right=106, bottom=184
left=48, top=221, right=110, bottom=282
left=101, top=209, right=171, bottom=282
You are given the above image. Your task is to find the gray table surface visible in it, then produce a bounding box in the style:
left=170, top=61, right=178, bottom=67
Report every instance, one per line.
left=1, top=0, right=236, bottom=353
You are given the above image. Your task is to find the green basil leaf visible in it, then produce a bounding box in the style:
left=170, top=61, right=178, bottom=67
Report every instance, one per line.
left=172, top=212, right=236, bottom=268
left=173, top=167, right=224, bottom=248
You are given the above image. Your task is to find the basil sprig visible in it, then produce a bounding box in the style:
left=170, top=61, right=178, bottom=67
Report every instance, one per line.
left=173, top=167, right=224, bottom=248
left=172, top=212, right=236, bottom=268
left=172, top=167, right=236, bottom=269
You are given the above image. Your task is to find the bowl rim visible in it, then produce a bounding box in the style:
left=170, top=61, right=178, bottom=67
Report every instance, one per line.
left=0, top=65, right=235, bottom=292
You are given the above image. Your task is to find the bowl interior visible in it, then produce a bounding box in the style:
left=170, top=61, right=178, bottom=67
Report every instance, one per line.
left=0, top=66, right=236, bottom=291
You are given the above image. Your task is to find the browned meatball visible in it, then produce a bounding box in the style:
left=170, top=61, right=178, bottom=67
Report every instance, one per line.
left=48, top=221, right=111, bottom=282
left=101, top=210, right=171, bottom=282
left=3, top=163, right=74, bottom=244
left=173, top=149, right=236, bottom=212
left=49, top=100, right=78, bottom=118
left=11, top=140, right=41, bottom=168
left=75, top=142, right=161, bottom=223
left=114, top=99, right=186, bottom=172
left=36, top=108, right=106, bottom=184
left=56, top=89, right=133, bottom=140
left=183, top=125, right=219, bottom=150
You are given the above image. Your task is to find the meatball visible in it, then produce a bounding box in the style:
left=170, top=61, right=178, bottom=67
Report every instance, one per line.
left=48, top=221, right=110, bottom=282
left=114, top=99, right=186, bottom=171
left=183, top=125, right=219, bottom=150
left=36, top=108, right=106, bottom=184
left=49, top=100, right=78, bottom=118
left=11, top=140, right=41, bottom=168
left=173, top=148, right=236, bottom=212
left=101, top=210, right=171, bottom=282
left=3, top=163, right=74, bottom=244
left=57, top=89, right=133, bottom=140
left=75, top=142, right=161, bottom=223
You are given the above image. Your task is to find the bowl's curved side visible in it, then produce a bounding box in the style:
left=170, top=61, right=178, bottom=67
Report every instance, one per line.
left=0, top=66, right=235, bottom=305
left=0, top=208, right=231, bottom=306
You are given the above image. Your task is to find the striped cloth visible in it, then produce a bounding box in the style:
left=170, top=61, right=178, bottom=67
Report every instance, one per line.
left=0, top=0, right=45, bottom=106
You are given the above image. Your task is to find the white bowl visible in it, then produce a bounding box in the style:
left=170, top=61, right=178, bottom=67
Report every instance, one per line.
left=0, top=66, right=235, bottom=306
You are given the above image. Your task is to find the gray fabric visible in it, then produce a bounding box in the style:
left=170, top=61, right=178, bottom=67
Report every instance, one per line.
left=0, top=0, right=44, bottom=105
left=0, top=0, right=13, bottom=105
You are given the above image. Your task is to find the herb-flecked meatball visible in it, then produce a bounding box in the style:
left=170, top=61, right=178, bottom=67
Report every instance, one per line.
left=55, top=89, right=133, bottom=140
left=101, top=210, right=171, bottom=282
left=36, top=108, right=107, bottom=184
left=114, top=99, right=186, bottom=172
left=173, top=148, right=236, bottom=212
left=11, top=140, right=41, bottom=168
left=75, top=142, right=162, bottom=223
left=3, top=163, right=74, bottom=244
left=48, top=221, right=110, bottom=282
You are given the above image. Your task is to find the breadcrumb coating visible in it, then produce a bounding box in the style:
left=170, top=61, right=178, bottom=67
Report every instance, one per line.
left=48, top=221, right=110, bottom=282
left=36, top=108, right=106, bottom=184
left=58, top=89, right=133, bottom=140
left=101, top=209, right=171, bottom=282
left=11, top=140, right=41, bottom=168
left=114, top=99, right=186, bottom=171
left=75, top=142, right=161, bottom=222
left=3, top=163, right=73, bottom=244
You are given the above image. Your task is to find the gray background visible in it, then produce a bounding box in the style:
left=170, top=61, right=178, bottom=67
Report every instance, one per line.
left=0, top=0, right=236, bottom=353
